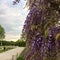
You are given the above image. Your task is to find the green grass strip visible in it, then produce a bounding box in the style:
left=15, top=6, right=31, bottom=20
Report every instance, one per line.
left=17, top=48, right=26, bottom=60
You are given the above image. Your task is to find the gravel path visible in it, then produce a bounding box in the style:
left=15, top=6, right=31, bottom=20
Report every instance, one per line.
left=0, top=47, right=25, bottom=60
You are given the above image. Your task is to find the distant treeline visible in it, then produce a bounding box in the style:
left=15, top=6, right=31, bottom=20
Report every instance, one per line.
left=0, top=40, right=26, bottom=47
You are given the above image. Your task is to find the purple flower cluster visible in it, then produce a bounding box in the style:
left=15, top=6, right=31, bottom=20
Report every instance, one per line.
left=22, top=0, right=60, bottom=60
left=46, top=29, right=57, bottom=60
left=31, top=32, right=44, bottom=60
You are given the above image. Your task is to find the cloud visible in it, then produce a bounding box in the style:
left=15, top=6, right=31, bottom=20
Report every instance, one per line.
left=0, top=0, right=29, bottom=41
left=5, top=33, right=20, bottom=41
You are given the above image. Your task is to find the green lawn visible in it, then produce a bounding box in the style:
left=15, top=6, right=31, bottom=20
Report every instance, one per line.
left=0, top=47, right=13, bottom=53
left=17, top=48, right=26, bottom=60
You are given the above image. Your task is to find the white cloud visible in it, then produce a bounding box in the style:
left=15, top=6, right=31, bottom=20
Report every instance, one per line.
left=0, top=0, right=29, bottom=41
left=5, top=33, right=20, bottom=41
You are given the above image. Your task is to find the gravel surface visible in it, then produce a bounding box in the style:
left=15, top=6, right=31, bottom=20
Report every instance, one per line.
left=0, top=47, right=25, bottom=60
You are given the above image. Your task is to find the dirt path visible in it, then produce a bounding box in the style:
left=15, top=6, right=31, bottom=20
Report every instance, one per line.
left=0, top=47, right=25, bottom=60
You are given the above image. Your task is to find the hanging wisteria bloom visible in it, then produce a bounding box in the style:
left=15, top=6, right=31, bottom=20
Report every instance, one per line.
left=46, top=29, right=57, bottom=60
left=31, top=32, right=44, bottom=60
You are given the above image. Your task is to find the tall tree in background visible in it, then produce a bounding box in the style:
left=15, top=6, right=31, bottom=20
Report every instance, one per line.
left=14, top=0, right=60, bottom=60
left=0, top=25, right=5, bottom=40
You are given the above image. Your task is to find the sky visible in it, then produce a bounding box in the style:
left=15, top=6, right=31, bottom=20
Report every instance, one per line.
left=0, top=0, right=29, bottom=41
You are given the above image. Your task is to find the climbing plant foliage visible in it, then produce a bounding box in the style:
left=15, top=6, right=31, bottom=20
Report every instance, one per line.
left=14, top=0, right=60, bottom=60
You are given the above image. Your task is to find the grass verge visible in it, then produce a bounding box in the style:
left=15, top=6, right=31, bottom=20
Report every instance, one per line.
left=0, top=47, right=13, bottom=53
left=17, top=48, right=26, bottom=60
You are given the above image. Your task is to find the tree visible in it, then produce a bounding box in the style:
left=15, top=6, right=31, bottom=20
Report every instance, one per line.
left=0, top=25, right=5, bottom=40
left=14, top=0, right=60, bottom=60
